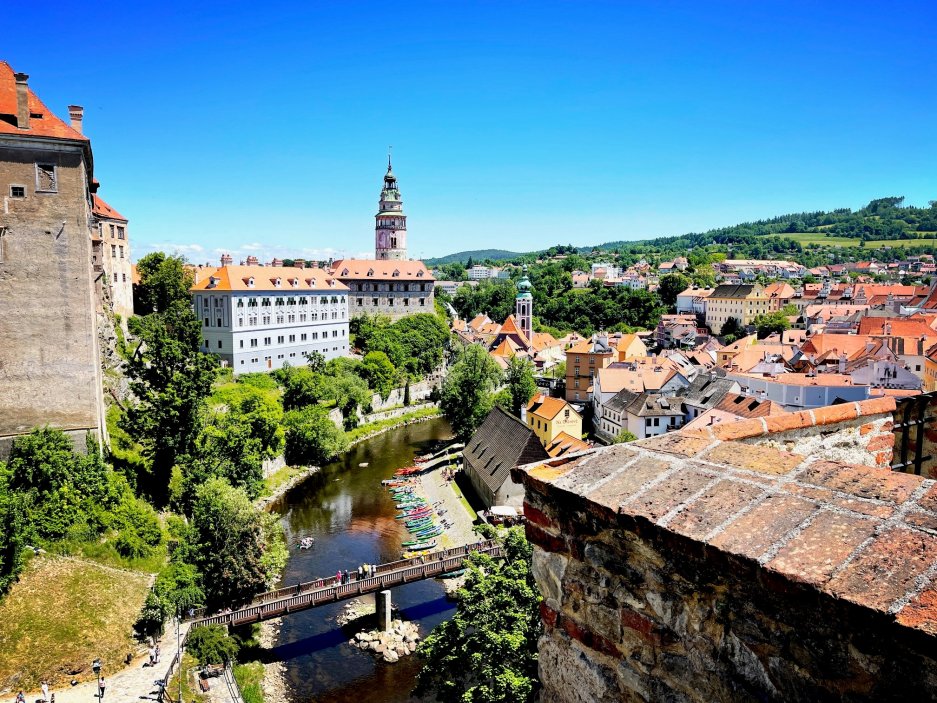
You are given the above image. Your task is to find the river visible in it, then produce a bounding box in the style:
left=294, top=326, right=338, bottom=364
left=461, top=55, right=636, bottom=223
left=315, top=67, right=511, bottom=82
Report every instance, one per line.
left=269, top=417, right=456, bottom=703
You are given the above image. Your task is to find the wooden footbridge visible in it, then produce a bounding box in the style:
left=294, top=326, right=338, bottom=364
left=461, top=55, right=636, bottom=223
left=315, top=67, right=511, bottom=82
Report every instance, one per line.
left=187, top=540, right=502, bottom=629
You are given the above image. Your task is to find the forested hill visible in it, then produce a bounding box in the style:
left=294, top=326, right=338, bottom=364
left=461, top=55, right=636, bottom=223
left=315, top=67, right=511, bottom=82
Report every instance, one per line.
left=425, top=249, right=522, bottom=265
left=431, top=197, right=937, bottom=267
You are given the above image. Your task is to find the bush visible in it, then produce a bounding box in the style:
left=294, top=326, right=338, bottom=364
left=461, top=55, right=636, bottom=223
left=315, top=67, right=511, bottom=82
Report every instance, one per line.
left=283, top=407, right=348, bottom=466
left=186, top=624, right=239, bottom=665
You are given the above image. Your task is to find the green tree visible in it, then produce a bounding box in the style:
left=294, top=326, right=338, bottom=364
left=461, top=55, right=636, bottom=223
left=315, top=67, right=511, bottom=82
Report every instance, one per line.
left=283, top=406, right=349, bottom=466
left=123, top=301, right=218, bottom=502
left=503, top=356, right=537, bottom=418
left=189, top=477, right=268, bottom=611
left=414, top=527, right=541, bottom=703
left=612, top=429, right=638, bottom=444
left=752, top=310, right=792, bottom=339
left=360, top=351, right=397, bottom=400
left=332, top=372, right=372, bottom=429
left=186, top=625, right=239, bottom=665
left=134, top=252, right=193, bottom=315
left=657, top=273, right=691, bottom=309
left=280, top=366, right=334, bottom=411
left=719, top=316, right=743, bottom=340
left=441, top=344, right=502, bottom=441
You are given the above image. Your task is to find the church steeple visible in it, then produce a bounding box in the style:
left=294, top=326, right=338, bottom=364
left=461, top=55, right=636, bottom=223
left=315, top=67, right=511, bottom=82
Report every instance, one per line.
left=516, top=266, right=533, bottom=343
left=375, top=153, right=407, bottom=260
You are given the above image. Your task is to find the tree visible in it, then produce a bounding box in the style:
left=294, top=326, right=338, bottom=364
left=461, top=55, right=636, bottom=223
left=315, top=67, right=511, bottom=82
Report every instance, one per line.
left=612, top=429, right=637, bottom=444
left=280, top=366, right=334, bottom=411
left=189, top=477, right=268, bottom=611
left=414, top=527, right=541, bottom=702
left=441, top=344, right=502, bottom=441
left=360, top=351, right=397, bottom=400
left=657, top=273, right=691, bottom=309
left=753, top=310, right=791, bottom=339
left=719, top=316, right=743, bottom=340
left=503, top=356, right=537, bottom=418
left=134, top=252, right=193, bottom=315
left=332, top=372, right=372, bottom=429
left=186, top=625, right=239, bottom=665
left=123, top=301, right=218, bottom=502
left=283, top=406, right=349, bottom=466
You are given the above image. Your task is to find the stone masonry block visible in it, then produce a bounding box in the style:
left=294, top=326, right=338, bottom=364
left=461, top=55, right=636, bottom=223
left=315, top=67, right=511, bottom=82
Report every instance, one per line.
left=622, top=469, right=714, bottom=523
left=798, top=461, right=918, bottom=505
left=710, top=494, right=818, bottom=561
left=702, top=442, right=803, bottom=475
left=766, top=511, right=878, bottom=587
left=829, top=527, right=937, bottom=611
left=665, top=479, right=765, bottom=540
left=637, top=433, right=712, bottom=458
left=586, top=457, right=673, bottom=511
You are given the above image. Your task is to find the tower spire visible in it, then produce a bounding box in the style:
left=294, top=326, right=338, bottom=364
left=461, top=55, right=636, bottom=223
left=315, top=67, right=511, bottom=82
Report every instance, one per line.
left=375, top=155, right=407, bottom=260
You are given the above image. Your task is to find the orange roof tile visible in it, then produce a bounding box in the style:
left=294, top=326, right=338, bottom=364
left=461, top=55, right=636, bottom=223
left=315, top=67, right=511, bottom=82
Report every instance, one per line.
left=527, top=394, right=578, bottom=421
left=490, top=338, right=521, bottom=358
left=190, top=265, right=348, bottom=293
left=545, top=431, right=591, bottom=457
left=0, top=61, right=88, bottom=141
left=858, top=317, right=937, bottom=338
left=92, top=194, right=127, bottom=222
left=331, top=259, right=434, bottom=282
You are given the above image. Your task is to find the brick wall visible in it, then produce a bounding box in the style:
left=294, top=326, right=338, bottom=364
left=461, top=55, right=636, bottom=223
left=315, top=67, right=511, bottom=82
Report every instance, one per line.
left=514, top=399, right=937, bottom=702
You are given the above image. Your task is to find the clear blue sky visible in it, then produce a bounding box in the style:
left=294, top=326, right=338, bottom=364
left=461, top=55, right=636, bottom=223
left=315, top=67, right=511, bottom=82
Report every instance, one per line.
left=6, top=1, right=937, bottom=262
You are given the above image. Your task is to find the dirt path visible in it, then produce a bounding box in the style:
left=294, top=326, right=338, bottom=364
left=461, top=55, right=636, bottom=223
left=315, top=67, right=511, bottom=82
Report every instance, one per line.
left=21, top=623, right=190, bottom=703
left=419, top=466, right=476, bottom=549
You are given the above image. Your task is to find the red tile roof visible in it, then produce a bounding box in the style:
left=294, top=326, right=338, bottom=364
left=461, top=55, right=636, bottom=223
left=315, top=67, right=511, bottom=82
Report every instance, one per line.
left=331, top=259, right=434, bottom=282
left=92, top=194, right=127, bottom=222
left=190, top=265, right=348, bottom=292
left=0, top=61, right=88, bottom=142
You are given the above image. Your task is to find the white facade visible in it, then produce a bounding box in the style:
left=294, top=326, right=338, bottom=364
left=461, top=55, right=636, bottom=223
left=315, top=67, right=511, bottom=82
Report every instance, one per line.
left=468, top=265, right=494, bottom=280
left=195, top=289, right=349, bottom=373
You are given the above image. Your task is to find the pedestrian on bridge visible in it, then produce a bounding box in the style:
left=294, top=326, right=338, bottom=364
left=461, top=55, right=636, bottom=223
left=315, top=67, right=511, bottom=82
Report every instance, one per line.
left=336, top=570, right=341, bottom=584
left=343, top=569, right=349, bottom=584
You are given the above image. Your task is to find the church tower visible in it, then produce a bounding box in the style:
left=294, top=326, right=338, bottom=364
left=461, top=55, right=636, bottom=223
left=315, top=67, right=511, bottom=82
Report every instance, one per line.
left=375, top=155, right=407, bottom=260
left=516, top=266, right=533, bottom=343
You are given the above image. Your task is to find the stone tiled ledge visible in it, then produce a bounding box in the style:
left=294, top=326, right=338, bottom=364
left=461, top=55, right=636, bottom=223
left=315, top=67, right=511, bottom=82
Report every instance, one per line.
left=513, top=427, right=937, bottom=639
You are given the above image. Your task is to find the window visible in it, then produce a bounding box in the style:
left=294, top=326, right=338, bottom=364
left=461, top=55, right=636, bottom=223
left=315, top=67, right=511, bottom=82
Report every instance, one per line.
left=250, top=339, right=258, bottom=348
left=357, top=298, right=363, bottom=306
left=289, top=334, right=295, bottom=342
left=217, top=317, right=222, bottom=327
left=301, top=333, right=307, bottom=341
left=277, top=336, right=284, bottom=344
left=420, top=298, right=425, bottom=306
left=264, top=337, right=271, bottom=345
left=372, top=298, right=378, bottom=306
left=217, top=340, right=223, bottom=349
left=110, top=224, right=116, bottom=238
left=204, top=317, right=210, bottom=326
left=114, top=273, right=118, bottom=282
left=119, top=245, right=124, bottom=258
left=240, top=340, right=244, bottom=348
left=35, top=164, right=57, bottom=192
left=117, top=226, right=125, bottom=240
left=111, top=244, right=117, bottom=257
left=9, top=185, right=25, bottom=198
left=122, top=273, right=127, bottom=282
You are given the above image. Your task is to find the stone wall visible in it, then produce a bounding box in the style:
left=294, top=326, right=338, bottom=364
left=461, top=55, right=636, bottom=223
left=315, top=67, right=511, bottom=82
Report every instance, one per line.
left=0, top=140, right=104, bottom=457
left=514, top=397, right=937, bottom=703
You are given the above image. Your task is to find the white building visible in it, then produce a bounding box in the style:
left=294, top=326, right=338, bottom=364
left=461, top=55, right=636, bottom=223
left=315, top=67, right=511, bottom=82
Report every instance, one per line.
left=191, top=264, right=350, bottom=373
left=468, top=265, right=496, bottom=280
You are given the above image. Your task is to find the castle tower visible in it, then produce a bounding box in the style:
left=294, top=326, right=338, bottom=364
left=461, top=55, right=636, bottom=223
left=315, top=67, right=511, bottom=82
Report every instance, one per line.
left=516, top=267, right=533, bottom=343
left=375, top=155, right=407, bottom=260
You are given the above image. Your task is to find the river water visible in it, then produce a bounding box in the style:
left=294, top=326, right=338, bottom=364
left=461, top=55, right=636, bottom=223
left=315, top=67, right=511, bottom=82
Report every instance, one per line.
left=270, top=418, right=455, bottom=703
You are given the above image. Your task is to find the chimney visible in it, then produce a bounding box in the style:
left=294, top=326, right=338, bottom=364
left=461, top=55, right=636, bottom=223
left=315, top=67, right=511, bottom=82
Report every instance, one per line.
left=220, top=253, right=233, bottom=267
left=68, top=105, right=84, bottom=134
left=839, top=353, right=847, bottom=375
left=14, top=73, right=29, bottom=130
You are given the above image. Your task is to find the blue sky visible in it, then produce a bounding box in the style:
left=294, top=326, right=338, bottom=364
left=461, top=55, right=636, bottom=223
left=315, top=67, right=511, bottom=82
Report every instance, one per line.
left=6, top=1, right=937, bottom=261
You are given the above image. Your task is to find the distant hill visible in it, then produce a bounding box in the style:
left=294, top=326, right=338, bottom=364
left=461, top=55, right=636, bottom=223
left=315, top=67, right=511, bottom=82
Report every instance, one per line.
left=425, top=249, right=522, bottom=265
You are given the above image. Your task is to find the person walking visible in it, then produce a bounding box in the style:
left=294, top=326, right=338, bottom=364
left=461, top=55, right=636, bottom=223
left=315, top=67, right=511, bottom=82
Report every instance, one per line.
left=148, top=645, right=155, bottom=666
left=343, top=569, right=349, bottom=584
left=98, top=677, right=106, bottom=700
left=16, top=691, right=25, bottom=703
left=155, top=643, right=160, bottom=664
left=41, top=681, right=49, bottom=702
left=335, top=570, right=341, bottom=585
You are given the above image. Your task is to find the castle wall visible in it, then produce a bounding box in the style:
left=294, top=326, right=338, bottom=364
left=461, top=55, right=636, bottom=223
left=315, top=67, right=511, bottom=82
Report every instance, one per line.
left=514, top=399, right=937, bottom=703
left=0, top=139, right=104, bottom=455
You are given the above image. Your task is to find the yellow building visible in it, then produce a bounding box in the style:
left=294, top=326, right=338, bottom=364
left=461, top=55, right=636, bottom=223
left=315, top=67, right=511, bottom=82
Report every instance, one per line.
left=924, top=343, right=937, bottom=392
left=705, top=284, right=770, bottom=334
left=615, top=333, right=648, bottom=361
left=527, top=394, right=583, bottom=445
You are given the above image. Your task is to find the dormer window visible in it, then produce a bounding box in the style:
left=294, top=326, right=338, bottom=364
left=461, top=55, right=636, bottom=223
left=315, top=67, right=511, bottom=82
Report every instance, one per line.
left=341, top=268, right=350, bottom=276
left=417, top=270, right=424, bottom=277
left=291, top=278, right=299, bottom=288
left=247, top=277, right=255, bottom=288
left=208, top=276, right=220, bottom=288
left=367, top=269, right=374, bottom=277
left=392, top=269, right=400, bottom=277
left=274, top=277, right=282, bottom=288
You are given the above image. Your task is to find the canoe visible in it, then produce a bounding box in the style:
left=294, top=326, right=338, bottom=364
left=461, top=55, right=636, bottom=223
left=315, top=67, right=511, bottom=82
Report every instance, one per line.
left=402, top=538, right=436, bottom=548
left=406, top=518, right=434, bottom=528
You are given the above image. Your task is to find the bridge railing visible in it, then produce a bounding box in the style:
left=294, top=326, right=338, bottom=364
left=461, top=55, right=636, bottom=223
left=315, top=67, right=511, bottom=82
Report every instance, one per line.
left=187, top=540, right=499, bottom=621
left=190, top=543, right=503, bottom=629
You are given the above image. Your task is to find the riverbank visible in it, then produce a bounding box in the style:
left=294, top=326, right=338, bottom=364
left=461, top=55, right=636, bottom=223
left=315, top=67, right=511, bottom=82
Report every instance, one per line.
left=255, top=407, right=442, bottom=513
left=254, top=407, right=445, bottom=703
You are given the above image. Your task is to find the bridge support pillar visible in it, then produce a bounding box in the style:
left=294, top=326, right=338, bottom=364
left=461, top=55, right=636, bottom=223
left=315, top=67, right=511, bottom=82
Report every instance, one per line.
left=376, top=589, right=392, bottom=632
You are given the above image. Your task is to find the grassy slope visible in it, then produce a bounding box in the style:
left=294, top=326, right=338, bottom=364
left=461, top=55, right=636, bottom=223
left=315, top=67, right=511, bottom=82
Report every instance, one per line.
left=0, top=556, right=151, bottom=690
left=758, top=232, right=937, bottom=249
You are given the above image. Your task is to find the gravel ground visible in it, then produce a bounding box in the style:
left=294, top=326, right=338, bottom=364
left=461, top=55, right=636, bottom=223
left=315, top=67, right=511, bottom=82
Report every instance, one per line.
left=419, top=466, right=477, bottom=549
